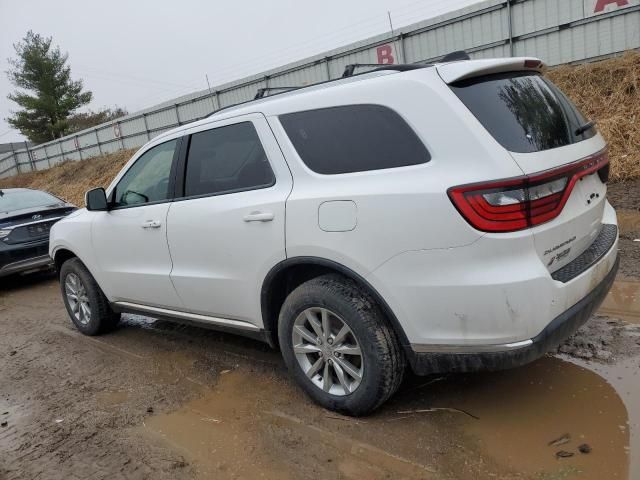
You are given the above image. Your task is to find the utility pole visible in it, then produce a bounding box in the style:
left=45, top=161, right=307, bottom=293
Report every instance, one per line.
left=206, top=74, right=215, bottom=111
left=388, top=11, right=399, bottom=63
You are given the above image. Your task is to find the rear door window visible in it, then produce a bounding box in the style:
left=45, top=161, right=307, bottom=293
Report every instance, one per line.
left=184, top=122, right=275, bottom=197
left=450, top=72, right=595, bottom=153
left=280, top=104, right=430, bottom=174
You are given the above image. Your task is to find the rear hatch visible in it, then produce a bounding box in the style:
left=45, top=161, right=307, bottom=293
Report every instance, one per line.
left=439, top=58, right=610, bottom=274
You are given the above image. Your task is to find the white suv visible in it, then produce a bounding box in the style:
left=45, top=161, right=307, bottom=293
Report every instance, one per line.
left=50, top=57, right=619, bottom=415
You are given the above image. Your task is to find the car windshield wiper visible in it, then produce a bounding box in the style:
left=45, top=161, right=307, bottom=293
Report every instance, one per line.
left=575, top=121, right=596, bottom=136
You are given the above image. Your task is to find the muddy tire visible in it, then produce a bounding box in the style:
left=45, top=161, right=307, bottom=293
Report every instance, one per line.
left=59, top=258, right=120, bottom=336
left=278, top=274, right=405, bottom=416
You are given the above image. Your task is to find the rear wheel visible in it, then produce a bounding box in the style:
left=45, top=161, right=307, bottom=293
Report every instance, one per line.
left=60, top=258, right=120, bottom=335
left=278, top=274, right=404, bottom=416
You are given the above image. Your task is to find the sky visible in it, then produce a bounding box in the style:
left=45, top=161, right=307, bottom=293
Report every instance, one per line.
left=0, top=0, right=482, bottom=143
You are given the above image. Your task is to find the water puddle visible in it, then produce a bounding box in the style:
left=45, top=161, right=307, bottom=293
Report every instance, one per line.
left=600, top=279, right=640, bottom=324
left=413, top=357, right=630, bottom=479
left=565, top=355, right=640, bottom=480
left=138, top=353, right=635, bottom=479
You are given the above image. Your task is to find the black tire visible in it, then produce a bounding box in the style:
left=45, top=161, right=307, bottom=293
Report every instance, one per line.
left=59, top=258, right=120, bottom=336
left=278, top=273, right=404, bottom=416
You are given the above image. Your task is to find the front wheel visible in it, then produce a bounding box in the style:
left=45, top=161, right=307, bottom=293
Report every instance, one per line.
left=59, top=258, right=120, bottom=335
left=278, top=274, right=405, bottom=416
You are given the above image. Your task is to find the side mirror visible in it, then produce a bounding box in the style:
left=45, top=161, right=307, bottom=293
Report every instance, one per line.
left=85, top=188, right=109, bottom=211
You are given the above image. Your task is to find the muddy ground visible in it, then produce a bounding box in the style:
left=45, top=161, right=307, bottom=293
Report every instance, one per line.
left=1, top=183, right=639, bottom=480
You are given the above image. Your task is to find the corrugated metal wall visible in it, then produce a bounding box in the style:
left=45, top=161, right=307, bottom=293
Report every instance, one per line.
left=1, top=0, right=638, bottom=179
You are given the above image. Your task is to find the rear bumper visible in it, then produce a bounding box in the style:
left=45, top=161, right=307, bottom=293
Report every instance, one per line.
left=406, top=255, right=619, bottom=374
left=0, top=239, right=52, bottom=277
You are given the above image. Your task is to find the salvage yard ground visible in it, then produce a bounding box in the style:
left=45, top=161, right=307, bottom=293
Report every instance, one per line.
left=0, top=181, right=639, bottom=480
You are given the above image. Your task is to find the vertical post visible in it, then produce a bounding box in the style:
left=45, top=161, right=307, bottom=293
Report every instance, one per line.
left=175, top=104, right=181, bottom=126
left=213, top=91, right=220, bottom=110
left=399, top=33, right=406, bottom=63
left=59, top=141, right=65, bottom=163
left=324, top=57, right=331, bottom=80
left=24, top=141, right=34, bottom=172
left=117, top=121, right=125, bottom=150
left=10, top=142, right=19, bottom=175
left=76, top=136, right=83, bottom=161
left=142, top=113, right=151, bottom=141
left=95, top=130, right=103, bottom=155
left=507, top=0, right=514, bottom=57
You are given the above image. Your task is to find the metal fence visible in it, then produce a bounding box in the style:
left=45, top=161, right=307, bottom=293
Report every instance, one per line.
left=1, top=0, right=639, bottom=179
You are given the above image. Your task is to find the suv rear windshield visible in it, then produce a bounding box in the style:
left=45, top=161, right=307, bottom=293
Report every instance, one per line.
left=0, top=189, right=63, bottom=214
left=450, top=72, right=595, bottom=153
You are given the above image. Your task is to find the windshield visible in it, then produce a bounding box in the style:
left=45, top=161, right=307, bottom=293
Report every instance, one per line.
left=0, top=189, right=63, bottom=213
left=450, top=72, right=595, bottom=153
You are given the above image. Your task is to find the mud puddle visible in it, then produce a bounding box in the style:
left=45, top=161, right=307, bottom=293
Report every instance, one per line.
left=141, top=355, right=633, bottom=479
left=564, top=355, right=640, bottom=480
left=600, top=278, right=640, bottom=324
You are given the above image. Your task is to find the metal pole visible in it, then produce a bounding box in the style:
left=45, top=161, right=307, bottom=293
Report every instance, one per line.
left=118, top=122, right=125, bottom=150
left=206, top=74, right=216, bottom=112
left=24, top=141, right=34, bottom=172
left=324, top=57, right=331, bottom=80
left=175, top=104, right=181, bottom=126
left=95, top=130, right=103, bottom=155
left=399, top=33, right=406, bottom=63
left=388, top=11, right=400, bottom=63
left=142, top=113, right=151, bottom=141
left=507, top=0, right=514, bottom=57
left=10, top=143, right=19, bottom=174
left=76, top=136, right=83, bottom=161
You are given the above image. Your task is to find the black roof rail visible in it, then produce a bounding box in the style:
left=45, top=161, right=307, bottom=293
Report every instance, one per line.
left=440, top=50, right=471, bottom=62
left=254, top=86, right=300, bottom=99
left=341, top=63, right=427, bottom=78
left=204, top=63, right=430, bottom=119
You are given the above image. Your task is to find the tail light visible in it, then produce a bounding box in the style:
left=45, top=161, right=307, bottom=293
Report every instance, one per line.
left=448, top=149, right=609, bottom=233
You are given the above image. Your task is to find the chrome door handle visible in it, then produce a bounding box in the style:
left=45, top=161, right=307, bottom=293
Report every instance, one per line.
left=141, top=220, right=161, bottom=229
left=243, top=211, right=274, bottom=222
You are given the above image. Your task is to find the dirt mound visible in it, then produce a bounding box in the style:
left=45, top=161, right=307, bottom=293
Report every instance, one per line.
left=548, top=52, right=640, bottom=182
left=1, top=52, right=638, bottom=205
left=0, top=149, right=134, bottom=206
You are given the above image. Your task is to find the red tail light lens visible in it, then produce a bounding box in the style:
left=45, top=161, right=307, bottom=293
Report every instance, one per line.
left=448, top=149, right=609, bottom=233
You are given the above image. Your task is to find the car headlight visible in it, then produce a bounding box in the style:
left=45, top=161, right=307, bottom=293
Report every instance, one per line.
left=0, top=229, right=11, bottom=239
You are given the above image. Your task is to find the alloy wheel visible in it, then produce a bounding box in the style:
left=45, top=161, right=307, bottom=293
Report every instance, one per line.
left=292, top=307, right=364, bottom=396
left=65, top=273, right=91, bottom=325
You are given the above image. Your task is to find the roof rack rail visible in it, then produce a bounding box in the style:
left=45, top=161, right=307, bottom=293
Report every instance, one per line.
left=254, top=86, right=300, bottom=99
left=341, top=63, right=426, bottom=78
left=440, top=50, right=471, bottom=62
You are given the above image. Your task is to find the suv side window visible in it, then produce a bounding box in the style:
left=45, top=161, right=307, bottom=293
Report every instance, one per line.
left=280, top=104, right=430, bottom=175
left=184, top=122, right=275, bottom=197
left=113, top=139, right=178, bottom=207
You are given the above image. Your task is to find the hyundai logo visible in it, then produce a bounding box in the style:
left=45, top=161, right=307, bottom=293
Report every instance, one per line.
left=32, top=214, right=42, bottom=220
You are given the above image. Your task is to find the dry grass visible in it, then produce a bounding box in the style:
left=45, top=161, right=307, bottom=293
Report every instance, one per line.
left=1, top=52, right=638, bottom=204
left=0, top=149, right=134, bottom=206
left=547, top=52, right=640, bottom=182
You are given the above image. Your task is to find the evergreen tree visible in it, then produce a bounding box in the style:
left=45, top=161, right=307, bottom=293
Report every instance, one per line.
left=6, top=31, right=92, bottom=143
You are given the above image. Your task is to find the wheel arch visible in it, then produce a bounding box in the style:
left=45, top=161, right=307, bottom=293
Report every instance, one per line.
left=260, top=257, right=410, bottom=349
left=52, top=247, right=78, bottom=273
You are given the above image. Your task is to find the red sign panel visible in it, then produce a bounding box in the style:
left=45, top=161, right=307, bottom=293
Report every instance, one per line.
left=376, top=44, right=395, bottom=65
